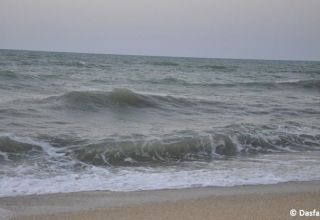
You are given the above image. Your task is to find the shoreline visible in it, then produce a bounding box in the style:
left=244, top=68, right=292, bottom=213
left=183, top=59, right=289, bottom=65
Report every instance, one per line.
left=1, top=181, right=320, bottom=220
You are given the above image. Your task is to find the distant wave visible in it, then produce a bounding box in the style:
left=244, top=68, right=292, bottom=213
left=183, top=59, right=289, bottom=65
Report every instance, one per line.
left=44, top=60, right=111, bottom=69
left=198, top=64, right=237, bottom=72
left=146, top=62, right=237, bottom=70
left=0, top=70, right=19, bottom=79
left=45, top=88, right=196, bottom=110
left=223, top=79, right=320, bottom=90
left=48, top=60, right=88, bottom=68
left=146, top=77, right=190, bottom=86
left=265, top=69, right=320, bottom=75
left=146, top=61, right=179, bottom=67
left=275, top=79, right=320, bottom=90
left=61, top=89, right=156, bottom=108
left=148, top=78, right=320, bottom=90
left=12, top=81, right=319, bottom=114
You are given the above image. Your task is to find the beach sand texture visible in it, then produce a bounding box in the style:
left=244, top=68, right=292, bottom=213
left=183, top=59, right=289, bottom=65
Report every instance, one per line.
left=1, top=181, right=319, bottom=220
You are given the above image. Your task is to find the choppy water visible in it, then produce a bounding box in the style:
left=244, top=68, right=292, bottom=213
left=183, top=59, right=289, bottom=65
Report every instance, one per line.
left=0, top=49, right=320, bottom=196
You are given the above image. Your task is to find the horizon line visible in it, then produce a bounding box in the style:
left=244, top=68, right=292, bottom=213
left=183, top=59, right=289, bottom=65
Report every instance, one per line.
left=0, top=48, right=319, bottom=63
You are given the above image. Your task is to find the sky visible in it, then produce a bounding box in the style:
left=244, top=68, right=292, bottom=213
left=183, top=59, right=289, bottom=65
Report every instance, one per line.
left=0, top=0, right=320, bottom=61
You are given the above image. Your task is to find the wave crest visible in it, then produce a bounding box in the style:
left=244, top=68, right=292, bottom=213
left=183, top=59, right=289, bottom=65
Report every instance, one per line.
left=146, top=77, right=320, bottom=91
left=276, top=79, right=320, bottom=90
left=0, top=136, right=41, bottom=153
left=62, top=89, right=155, bottom=108
left=0, top=134, right=64, bottom=161
left=2, top=125, right=319, bottom=166
left=47, top=88, right=195, bottom=110
left=69, top=125, right=320, bottom=166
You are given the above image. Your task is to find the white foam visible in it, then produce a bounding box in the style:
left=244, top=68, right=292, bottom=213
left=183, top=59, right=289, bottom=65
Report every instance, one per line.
left=276, top=79, right=301, bottom=84
left=0, top=151, right=9, bottom=161
left=6, top=134, right=63, bottom=157
left=1, top=152, right=320, bottom=197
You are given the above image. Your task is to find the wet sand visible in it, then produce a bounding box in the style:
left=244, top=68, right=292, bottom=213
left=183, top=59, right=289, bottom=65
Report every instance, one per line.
left=1, top=181, right=320, bottom=220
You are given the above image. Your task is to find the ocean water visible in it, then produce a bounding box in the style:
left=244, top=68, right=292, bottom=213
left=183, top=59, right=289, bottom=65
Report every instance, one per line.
left=0, top=49, right=320, bottom=197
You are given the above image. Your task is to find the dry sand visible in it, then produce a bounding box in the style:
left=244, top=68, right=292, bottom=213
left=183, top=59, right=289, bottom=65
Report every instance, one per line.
left=1, top=181, right=320, bottom=220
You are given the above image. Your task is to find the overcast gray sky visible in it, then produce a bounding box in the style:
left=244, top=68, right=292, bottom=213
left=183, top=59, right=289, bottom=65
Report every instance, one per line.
left=0, top=0, right=319, bottom=60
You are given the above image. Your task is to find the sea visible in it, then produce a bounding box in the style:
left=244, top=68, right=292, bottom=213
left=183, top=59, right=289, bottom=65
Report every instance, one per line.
left=0, top=49, right=320, bottom=197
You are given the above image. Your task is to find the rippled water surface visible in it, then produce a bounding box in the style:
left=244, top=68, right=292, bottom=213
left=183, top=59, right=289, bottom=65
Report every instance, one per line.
left=0, top=49, right=320, bottom=196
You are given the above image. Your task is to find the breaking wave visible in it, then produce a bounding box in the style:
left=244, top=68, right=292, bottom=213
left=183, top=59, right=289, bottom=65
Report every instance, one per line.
left=0, top=134, right=62, bottom=162
left=71, top=126, right=320, bottom=166
left=2, top=124, right=318, bottom=166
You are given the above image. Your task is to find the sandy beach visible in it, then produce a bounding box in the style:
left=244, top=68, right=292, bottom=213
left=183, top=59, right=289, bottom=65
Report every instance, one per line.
left=0, top=181, right=319, bottom=220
